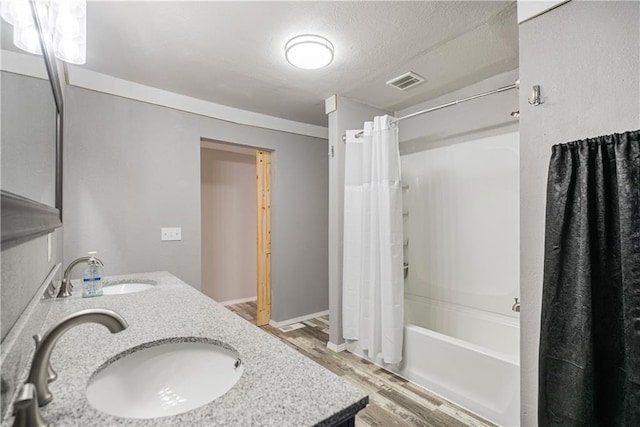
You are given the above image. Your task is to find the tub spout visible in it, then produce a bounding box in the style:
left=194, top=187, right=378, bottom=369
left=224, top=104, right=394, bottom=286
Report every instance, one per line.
left=512, top=298, right=520, bottom=313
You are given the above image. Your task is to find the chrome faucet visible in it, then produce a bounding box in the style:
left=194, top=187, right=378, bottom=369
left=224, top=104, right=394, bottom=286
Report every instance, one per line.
left=26, top=309, right=128, bottom=406
left=12, top=383, right=47, bottom=427
left=57, top=256, right=104, bottom=298
left=512, top=297, right=520, bottom=312
left=33, top=335, right=57, bottom=384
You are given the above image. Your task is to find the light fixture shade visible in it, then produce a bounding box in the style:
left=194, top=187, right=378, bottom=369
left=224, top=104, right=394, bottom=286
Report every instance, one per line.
left=0, top=1, right=13, bottom=24
left=8, top=0, right=45, bottom=55
left=13, top=20, right=42, bottom=54
left=3, top=0, right=87, bottom=64
left=50, top=0, right=86, bottom=64
left=1, top=0, right=33, bottom=26
left=285, top=34, right=334, bottom=70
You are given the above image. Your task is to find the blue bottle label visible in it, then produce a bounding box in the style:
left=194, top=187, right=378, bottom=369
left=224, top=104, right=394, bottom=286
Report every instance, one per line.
left=83, top=274, right=103, bottom=297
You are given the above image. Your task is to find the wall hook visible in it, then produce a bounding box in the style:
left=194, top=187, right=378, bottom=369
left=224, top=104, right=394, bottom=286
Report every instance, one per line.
left=528, top=85, right=542, bottom=106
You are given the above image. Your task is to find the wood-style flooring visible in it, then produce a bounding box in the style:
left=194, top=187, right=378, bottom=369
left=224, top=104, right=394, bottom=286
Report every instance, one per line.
left=226, top=301, right=497, bottom=427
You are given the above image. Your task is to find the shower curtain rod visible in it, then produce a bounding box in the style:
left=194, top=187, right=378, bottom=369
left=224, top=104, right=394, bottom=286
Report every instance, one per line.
left=342, top=81, right=519, bottom=142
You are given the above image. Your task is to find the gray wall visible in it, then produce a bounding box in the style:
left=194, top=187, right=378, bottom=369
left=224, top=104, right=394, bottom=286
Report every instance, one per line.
left=1, top=230, right=62, bottom=340
left=327, top=97, right=389, bottom=346
left=0, top=62, right=65, bottom=418
left=519, top=1, right=640, bottom=425
left=1, top=71, right=56, bottom=207
left=0, top=51, right=66, bottom=338
left=200, top=148, right=256, bottom=303
left=0, top=230, right=62, bottom=417
left=0, top=70, right=63, bottom=340
left=396, top=69, right=519, bottom=151
left=64, top=86, right=328, bottom=323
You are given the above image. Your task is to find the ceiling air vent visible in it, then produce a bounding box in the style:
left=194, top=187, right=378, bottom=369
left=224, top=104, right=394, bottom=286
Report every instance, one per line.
left=386, top=71, right=425, bottom=91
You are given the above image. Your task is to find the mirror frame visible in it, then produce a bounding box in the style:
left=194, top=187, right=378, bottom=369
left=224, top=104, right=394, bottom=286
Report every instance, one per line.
left=0, top=0, right=63, bottom=247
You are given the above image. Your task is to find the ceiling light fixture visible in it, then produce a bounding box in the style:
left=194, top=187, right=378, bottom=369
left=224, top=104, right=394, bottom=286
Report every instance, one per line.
left=2, top=0, right=87, bottom=65
left=285, top=34, right=334, bottom=70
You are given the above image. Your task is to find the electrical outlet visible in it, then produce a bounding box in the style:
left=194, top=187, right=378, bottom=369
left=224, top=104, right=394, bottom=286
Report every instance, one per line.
left=161, top=227, right=182, bottom=241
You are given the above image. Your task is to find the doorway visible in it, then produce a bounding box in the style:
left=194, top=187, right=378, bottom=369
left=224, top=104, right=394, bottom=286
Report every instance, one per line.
left=200, top=141, right=272, bottom=326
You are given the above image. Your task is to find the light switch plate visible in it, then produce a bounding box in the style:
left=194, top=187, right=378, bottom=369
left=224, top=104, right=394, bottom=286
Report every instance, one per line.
left=161, top=227, right=182, bottom=241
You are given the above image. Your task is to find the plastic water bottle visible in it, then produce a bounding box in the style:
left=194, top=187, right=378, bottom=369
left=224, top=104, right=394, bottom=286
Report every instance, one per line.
left=82, top=251, right=104, bottom=298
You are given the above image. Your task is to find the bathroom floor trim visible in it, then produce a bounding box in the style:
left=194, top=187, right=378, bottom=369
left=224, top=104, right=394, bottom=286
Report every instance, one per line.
left=219, top=296, right=257, bottom=306
left=227, top=301, right=497, bottom=427
left=268, top=310, right=330, bottom=328
left=326, top=341, right=347, bottom=353
left=278, top=323, right=306, bottom=333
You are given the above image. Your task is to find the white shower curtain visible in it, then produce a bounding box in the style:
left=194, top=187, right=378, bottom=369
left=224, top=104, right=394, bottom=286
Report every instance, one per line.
left=342, top=115, right=404, bottom=364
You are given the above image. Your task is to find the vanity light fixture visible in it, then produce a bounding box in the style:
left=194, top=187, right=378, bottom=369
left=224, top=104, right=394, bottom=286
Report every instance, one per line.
left=13, top=18, right=43, bottom=54
left=285, top=34, right=334, bottom=70
left=1, top=0, right=87, bottom=64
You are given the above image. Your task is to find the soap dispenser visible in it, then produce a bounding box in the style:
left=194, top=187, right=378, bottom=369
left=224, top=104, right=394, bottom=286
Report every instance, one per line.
left=82, top=251, right=104, bottom=298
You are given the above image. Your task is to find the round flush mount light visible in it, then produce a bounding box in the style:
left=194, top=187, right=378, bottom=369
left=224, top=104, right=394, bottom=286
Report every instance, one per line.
left=285, top=34, right=334, bottom=70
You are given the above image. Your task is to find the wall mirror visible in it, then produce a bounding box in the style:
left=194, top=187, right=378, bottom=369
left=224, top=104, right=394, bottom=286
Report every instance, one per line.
left=1, top=0, right=63, bottom=247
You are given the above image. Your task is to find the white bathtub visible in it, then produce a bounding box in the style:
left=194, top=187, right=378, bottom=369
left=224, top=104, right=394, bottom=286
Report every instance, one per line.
left=346, top=295, right=520, bottom=426
left=388, top=132, right=520, bottom=425
left=393, top=296, right=520, bottom=426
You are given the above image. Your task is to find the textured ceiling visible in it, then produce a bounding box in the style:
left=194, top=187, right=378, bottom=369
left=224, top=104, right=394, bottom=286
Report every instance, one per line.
left=64, top=1, right=519, bottom=126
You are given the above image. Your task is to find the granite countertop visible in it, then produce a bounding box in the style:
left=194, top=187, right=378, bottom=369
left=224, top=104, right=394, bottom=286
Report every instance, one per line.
left=2, top=272, right=367, bottom=426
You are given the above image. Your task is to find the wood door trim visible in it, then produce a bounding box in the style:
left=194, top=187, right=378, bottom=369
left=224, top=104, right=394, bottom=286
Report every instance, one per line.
left=256, top=151, right=272, bottom=326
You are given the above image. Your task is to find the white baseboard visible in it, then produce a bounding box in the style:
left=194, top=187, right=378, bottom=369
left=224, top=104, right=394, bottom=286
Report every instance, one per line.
left=220, top=296, right=257, bottom=306
left=269, top=310, right=329, bottom=328
left=326, top=341, right=346, bottom=353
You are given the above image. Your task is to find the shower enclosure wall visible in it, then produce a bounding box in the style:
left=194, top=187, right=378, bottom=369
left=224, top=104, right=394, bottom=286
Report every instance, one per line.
left=347, top=131, right=520, bottom=426
left=400, top=131, right=520, bottom=425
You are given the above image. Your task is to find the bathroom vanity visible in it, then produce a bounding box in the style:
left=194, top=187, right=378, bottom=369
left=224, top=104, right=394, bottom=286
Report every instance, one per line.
left=1, top=272, right=367, bottom=426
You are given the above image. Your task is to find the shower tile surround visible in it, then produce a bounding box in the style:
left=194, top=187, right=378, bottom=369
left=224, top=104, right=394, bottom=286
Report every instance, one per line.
left=0, top=272, right=367, bottom=426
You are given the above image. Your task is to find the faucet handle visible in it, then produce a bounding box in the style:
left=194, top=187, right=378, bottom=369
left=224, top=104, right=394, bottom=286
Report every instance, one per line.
left=32, top=335, right=57, bottom=383
left=56, top=278, right=73, bottom=298
left=514, top=297, right=519, bottom=304
left=12, top=383, right=49, bottom=427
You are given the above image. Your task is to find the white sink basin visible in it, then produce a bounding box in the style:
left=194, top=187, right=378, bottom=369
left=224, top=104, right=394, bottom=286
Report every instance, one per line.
left=102, top=280, right=155, bottom=295
left=86, top=340, right=243, bottom=419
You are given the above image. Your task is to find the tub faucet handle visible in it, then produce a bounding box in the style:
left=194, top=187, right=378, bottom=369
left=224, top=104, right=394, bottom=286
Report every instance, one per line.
left=512, top=297, right=520, bottom=313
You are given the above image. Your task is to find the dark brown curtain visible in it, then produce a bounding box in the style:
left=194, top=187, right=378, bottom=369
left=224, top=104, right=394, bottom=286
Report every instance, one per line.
left=539, top=130, right=640, bottom=426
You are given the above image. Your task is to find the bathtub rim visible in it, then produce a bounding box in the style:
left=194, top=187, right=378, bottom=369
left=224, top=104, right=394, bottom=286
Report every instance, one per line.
left=404, top=322, right=520, bottom=367
left=405, top=293, right=521, bottom=327
left=404, top=293, right=520, bottom=358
